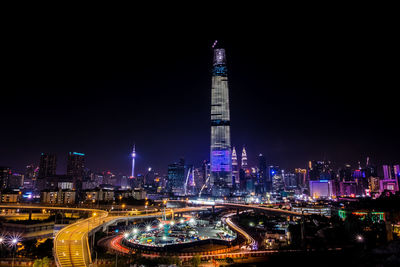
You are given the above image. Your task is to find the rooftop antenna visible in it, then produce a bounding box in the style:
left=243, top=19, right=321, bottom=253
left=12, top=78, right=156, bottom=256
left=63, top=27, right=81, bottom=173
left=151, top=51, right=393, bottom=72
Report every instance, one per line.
left=212, top=40, right=218, bottom=49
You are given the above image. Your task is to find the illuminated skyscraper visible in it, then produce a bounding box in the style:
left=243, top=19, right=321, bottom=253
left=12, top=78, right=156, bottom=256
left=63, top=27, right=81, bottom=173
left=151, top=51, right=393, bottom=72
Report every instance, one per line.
left=210, top=42, right=232, bottom=196
left=241, top=147, right=248, bottom=169
left=232, top=147, right=239, bottom=186
left=131, top=145, right=136, bottom=178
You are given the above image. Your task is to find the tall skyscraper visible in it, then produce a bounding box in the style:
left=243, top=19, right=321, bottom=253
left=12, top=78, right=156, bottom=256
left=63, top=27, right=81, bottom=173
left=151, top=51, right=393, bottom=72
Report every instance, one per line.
left=257, top=153, right=267, bottom=192
left=67, top=152, right=85, bottom=189
left=241, top=147, right=248, bottom=169
left=38, top=153, right=57, bottom=178
left=232, top=147, right=239, bottom=186
left=131, top=145, right=136, bottom=178
left=210, top=42, right=232, bottom=196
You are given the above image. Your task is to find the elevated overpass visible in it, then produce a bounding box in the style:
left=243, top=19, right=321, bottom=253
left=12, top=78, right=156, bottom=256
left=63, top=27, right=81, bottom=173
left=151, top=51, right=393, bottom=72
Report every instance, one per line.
left=185, top=201, right=306, bottom=217
left=217, top=203, right=305, bottom=217
left=54, top=206, right=210, bottom=267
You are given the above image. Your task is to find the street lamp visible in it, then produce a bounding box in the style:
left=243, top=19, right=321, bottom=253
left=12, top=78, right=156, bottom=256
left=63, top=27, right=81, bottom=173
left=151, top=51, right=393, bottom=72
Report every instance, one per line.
left=356, top=235, right=363, bottom=242
left=10, top=237, right=19, bottom=267
left=0, top=236, right=4, bottom=258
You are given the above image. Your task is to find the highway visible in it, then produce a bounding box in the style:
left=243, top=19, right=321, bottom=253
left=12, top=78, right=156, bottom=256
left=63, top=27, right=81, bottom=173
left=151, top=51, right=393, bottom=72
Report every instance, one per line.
left=216, top=203, right=305, bottom=216
left=0, top=203, right=303, bottom=266
left=53, top=206, right=209, bottom=267
left=222, top=212, right=257, bottom=249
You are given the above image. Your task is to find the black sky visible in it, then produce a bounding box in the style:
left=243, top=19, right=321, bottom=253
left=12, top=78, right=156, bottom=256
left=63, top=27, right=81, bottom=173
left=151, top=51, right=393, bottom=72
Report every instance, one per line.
left=1, top=5, right=398, bottom=175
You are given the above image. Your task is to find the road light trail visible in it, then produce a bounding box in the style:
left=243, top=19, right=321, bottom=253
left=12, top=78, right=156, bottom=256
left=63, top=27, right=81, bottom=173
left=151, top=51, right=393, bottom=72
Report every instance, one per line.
left=222, top=212, right=257, bottom=250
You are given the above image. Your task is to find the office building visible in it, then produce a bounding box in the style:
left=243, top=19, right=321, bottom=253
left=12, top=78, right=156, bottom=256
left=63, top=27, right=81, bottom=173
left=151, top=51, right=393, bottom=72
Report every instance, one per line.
left=167, top=159, right=185, bottom=196
left=0, top=166, right=11, bottom=189
left=38, top=153, right=57, bottom=178
left=67, top=152, right=85, bottom=189
left=258, top=153, right=267, bottom=192
left=210, top=43, right=232, bottom=196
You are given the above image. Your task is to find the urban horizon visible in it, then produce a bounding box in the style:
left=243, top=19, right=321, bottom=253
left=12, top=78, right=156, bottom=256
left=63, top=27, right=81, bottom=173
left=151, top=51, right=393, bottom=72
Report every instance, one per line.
left=1, top=7, right=399, bottom=266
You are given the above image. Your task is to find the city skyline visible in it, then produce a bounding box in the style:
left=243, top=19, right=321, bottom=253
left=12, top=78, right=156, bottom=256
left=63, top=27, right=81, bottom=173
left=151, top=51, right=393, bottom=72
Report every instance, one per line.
left=2, top=16, right=398, bottom=175
left=1, top=7, right=399, bottom=266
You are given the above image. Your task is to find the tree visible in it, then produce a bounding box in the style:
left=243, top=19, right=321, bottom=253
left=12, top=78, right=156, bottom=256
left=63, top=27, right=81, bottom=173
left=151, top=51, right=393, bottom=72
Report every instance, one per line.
left=191, top=255, right=201, bottom=267
left=33, top=259, right=42, bottom=267
left=32, top=257, right=51, bottom=267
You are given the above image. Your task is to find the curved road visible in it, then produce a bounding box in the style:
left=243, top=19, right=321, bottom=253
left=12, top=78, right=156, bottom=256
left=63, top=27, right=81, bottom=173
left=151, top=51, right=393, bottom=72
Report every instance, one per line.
left=222, top=212, right=257, bottom=249
left=54, top=206, right=209, bottom=267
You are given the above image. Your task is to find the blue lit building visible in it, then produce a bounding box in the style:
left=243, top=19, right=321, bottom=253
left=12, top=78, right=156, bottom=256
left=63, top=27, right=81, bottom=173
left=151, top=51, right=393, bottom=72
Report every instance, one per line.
left=210, top=43, right=232, bottom=196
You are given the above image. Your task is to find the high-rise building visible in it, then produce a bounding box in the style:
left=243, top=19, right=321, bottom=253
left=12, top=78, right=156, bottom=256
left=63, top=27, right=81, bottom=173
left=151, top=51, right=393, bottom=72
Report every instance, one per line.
left=8, top=172, right=24, bottom=189
left=241, top=147, right=248, bottom=169
left=257, top=153, right=267, bottom=192
left=308, top=160, right=334, bottom=181
left=295, top=168, right=307, bottom=188
left=131, top=145, right=136, bottom=178
left=394, top=165, right=400, bottom=180
left=210, top=43, right=232, bottom=196
left=67, top=152, right=85, bottom=189
left=0, top=167, right=11, bottom=189
left=383, top=165, right=392, bottom=179
left=24, top=164, right=38, bottom=189
left=232, top=147, right=239, bottom=187
left=38, top=153, right=57, bottom=178
left=167, top=159, right=185, bottom=196
left=283, top=172, right=297, bottom=191
left=144, top=167, right=155, bottom=187
left=383, top=164, right=400, bottom=180
left=338, top=164, right=353, bottom=181
left=269, top=166, right=284, bottom=193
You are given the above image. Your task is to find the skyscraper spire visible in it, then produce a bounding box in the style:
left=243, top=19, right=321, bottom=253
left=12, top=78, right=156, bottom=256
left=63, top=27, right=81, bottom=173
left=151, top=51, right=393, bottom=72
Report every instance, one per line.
left=232, top=147, right=239, bottom=185
left=131, top=144, right=136, bottom=178
left=210, top=42, right=232, bottom=196
left=241, top=146, right=248, bottom=169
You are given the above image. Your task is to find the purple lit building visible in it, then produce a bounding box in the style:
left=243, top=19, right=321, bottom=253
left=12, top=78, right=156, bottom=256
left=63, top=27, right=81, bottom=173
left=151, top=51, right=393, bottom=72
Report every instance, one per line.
left=210, top=42, right=232, bottom=196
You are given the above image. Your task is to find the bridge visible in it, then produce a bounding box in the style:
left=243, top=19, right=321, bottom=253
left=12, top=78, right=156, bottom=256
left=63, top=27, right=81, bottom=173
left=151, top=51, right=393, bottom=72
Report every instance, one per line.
left=184, top=200, right=306, bottom=217
left=217, top=203, right=305, bottom=216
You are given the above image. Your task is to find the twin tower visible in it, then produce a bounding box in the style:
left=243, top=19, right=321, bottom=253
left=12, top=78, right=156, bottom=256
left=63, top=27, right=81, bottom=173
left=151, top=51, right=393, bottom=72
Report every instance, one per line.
left=210, top=43, right=233, bottom=196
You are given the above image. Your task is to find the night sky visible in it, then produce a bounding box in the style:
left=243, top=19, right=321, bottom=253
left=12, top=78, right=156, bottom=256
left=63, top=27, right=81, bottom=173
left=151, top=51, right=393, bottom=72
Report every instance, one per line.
left=2, top=7, right=398, bottom=175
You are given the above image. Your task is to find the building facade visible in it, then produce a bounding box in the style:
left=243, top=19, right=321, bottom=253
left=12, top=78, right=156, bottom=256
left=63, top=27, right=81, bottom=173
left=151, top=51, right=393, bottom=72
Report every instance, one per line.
left=67, top=152, right=85, bottom=189
left=38, top=153, right=57, bottom=178
left=210, top=45, right=232, bottom=196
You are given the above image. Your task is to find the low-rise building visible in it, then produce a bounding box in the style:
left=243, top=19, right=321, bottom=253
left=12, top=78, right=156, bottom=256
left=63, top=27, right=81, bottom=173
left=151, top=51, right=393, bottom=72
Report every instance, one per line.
left=41, top=189, right=76, bottom=204
left=132, top=188, right=146, bottom=200
left=84, top=188, right=114, bottom=202
left=0, top=190, right=21, bottom=203
left=291, top=205, right=331, bottom=216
